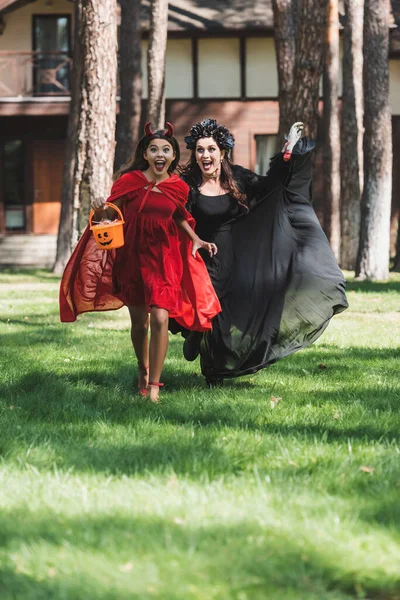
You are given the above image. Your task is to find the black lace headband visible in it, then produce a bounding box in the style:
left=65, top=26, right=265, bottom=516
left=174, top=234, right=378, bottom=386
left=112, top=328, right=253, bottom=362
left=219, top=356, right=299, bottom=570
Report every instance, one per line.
left=184, top=118, right=235, bottom=151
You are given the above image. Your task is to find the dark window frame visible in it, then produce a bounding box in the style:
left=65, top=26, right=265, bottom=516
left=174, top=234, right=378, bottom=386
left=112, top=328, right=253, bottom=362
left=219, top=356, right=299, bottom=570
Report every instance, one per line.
left=32, top=13, right=73, bottom=96
left=32, top=14, right=72, bottom=53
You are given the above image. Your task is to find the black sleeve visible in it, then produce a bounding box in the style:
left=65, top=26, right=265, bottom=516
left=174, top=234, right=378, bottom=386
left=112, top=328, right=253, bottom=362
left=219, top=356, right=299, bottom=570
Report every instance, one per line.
left=234, top=138, right=316, bottom=209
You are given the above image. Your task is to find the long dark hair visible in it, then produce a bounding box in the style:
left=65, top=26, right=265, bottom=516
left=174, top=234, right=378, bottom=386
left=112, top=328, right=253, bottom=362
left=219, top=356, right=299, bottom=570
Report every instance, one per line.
left=114, top=130, right=181, bottom=181
left=178, top=146, right=247, bottom=206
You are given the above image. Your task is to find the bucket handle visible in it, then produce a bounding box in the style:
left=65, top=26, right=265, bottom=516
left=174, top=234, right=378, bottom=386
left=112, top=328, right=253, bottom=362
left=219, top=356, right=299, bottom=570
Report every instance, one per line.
left=89, top=202, right=124, bottom=227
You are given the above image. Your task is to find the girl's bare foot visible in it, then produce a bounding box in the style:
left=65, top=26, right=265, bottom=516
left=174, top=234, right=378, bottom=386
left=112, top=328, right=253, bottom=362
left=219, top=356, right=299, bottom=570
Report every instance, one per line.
left=147, top=382, right=164, bottom=403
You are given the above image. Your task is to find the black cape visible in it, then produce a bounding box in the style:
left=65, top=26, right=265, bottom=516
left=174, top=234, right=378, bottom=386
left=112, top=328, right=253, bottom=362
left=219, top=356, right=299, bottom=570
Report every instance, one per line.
left=171, top=139, right=348, bottom=379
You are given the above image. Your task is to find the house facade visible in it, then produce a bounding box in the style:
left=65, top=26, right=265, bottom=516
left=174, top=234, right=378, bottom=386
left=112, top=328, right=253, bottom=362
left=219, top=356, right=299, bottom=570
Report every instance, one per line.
left=0, top=0, right=399, bottom=266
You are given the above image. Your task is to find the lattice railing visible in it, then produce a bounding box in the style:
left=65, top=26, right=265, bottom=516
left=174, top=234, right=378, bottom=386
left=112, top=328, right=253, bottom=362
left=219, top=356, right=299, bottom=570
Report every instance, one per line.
left=0, top=51, right=72, bottom=98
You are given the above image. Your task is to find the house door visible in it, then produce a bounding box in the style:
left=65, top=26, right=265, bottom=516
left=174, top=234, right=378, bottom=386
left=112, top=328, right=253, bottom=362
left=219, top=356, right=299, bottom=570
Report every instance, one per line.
left=33, top=15, right=71, bottom=95
left=32, top=140, right=64, bottom=234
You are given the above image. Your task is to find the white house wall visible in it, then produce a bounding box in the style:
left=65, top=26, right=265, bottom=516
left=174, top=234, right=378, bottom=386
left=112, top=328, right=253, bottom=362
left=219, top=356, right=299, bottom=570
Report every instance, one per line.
left=0, top=0, right=73, bottom=50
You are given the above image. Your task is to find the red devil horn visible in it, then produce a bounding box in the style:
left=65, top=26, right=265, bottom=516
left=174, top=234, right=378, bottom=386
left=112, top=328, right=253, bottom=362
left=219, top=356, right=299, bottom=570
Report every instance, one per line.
left=144, top=122, right=154, bottom=136
left=165, top=122, right=174, bottom=137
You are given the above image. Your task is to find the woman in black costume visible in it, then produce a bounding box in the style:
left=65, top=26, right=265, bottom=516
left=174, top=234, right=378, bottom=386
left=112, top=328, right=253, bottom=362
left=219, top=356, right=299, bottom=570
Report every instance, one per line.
left=173, top=118, right=348, bottom=386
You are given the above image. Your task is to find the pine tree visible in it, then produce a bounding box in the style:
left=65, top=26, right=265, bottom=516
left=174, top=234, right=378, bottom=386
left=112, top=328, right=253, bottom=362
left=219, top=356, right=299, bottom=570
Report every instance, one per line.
left=323, top=0, right=341, bottom=260
left=54, top=0, right=118, bottom=271
left=356, top=0, right=392, bottom=280
left=147, top=0, right=168, bottom=129
left=340, top=0, right=364, bottom=271
left=115, top=0, right=142, bottom=170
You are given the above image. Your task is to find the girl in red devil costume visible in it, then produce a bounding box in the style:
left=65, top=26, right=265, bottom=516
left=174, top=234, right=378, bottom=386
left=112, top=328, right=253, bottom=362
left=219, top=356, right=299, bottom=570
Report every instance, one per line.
left=59, top=123, right=221, bottom=402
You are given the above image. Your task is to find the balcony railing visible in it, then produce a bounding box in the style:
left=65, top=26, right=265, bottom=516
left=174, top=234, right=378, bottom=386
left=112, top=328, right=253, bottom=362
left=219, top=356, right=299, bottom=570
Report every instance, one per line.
left=0, top=51, right=72, bottom=98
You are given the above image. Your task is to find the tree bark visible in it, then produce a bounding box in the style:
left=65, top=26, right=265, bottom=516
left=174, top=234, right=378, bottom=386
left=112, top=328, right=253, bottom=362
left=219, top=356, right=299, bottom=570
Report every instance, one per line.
left=288, top=0, right=329, bottom=139
left=273, top=0, right=327, bottom=140
left=272, top=0, right=298, bottom=141
left=391, top=118, right=400, bottom=270
left=71, top=0, right=118, bottom=248
left=394, top=217, right=400, bottom=271
left=323, top=0, right=341, bottom=261
left=53, top=1, right=83, bottom=274
left=356, top=0, right=392, bottom=280
left=340, top=0, right=364, bottom=271
left=147, top=0, right=168, bottom=129
left=114, top=0, right=142, bottom=171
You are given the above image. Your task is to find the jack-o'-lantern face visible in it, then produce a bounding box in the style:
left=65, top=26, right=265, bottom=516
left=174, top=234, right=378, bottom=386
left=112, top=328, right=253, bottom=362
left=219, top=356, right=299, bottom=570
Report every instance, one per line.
left=97, top=231, right=113, bottom=246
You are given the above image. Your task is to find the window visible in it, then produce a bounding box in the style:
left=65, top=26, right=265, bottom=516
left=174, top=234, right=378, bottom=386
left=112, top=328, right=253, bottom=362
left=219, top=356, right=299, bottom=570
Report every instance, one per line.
left=141, top=39, right=193, bottom=99
left=246, top=38, right=278, bottom=98
left=198, top=38, right=241, bottom=98
left=33, top=15, right=71, bottom=95
left=3, top=140, right=25, bottom=231
left=254, top=135, right=278, bottom=176
left=166, top=39, right=193, bottom=99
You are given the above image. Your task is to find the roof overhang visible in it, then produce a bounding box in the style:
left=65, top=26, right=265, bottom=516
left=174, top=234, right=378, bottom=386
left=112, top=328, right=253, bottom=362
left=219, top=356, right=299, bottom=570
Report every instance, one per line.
left=0, top=0, right=34, bottom=15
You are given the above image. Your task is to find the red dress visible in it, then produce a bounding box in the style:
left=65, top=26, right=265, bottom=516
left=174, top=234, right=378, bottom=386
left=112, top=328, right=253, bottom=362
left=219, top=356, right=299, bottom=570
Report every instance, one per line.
left=59, top=170, right=221, bottom=331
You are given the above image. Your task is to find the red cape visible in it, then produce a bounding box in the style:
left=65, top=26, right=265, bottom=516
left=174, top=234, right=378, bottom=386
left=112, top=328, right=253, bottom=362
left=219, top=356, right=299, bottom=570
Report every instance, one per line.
left=59, top=171, right=221, bottom=331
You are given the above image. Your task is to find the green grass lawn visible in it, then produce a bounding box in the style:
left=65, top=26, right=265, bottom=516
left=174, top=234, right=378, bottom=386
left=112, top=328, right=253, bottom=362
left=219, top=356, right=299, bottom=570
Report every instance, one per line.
left=0, top=268, right=399, bottom=600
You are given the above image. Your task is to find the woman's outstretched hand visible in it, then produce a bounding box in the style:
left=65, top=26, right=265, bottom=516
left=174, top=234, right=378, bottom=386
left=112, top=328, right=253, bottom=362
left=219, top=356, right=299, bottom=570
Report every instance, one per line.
left=282, top=122, right=304, bottom=161
left=192, top=237, right=218, bottom=258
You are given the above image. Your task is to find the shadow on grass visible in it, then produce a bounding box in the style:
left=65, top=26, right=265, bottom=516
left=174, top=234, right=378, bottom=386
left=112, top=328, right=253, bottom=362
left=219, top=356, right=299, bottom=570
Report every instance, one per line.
left=0, top=369, right=398, bottom=482
left=345, top=280, right=400, bottom=294
left=0, top=267, right=60, bottom=282
left=1, top=342, right=399, bottom=416
left=1, top=328, right=399, bottom=485
left=0, top=510, right=399, bottom=600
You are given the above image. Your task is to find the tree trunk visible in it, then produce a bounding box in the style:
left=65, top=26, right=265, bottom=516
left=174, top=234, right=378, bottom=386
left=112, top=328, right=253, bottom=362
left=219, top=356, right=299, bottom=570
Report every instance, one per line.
left=273, top=0, right=326, bottom=140
left=391, top=118, right=400, bottom=270
left=394, top=217, right=400, bottom=271
left=71, top=0, right=118, bottom=248
left=288, top=0, right=329, bottom=139
left=323, top=0, right=341, bottom=261
left=147, top=0, right=168, bottom=129
left=356, top=0, right=392, bottom=280
left=114, top=0, right=142, bottom=171
left=340, top=0, right=364, bottom=271
left=53, top=1, right=83, bottom=274
left=272, top=0, right=298, bottom=141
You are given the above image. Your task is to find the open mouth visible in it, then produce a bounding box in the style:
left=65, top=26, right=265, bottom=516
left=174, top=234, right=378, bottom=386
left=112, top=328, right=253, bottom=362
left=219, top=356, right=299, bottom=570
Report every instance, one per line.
left=154, top=159, right=166, bottom=172
left=202, top=160, right=213, bottom=171
left=99, top=239, right=112, bottom=246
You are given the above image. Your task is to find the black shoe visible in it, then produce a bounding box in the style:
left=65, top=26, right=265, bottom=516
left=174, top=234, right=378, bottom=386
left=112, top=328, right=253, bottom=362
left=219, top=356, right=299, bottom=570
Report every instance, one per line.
left=183, top=331, right=203, bottom=362
left=205, top=377, right=224, bottom=389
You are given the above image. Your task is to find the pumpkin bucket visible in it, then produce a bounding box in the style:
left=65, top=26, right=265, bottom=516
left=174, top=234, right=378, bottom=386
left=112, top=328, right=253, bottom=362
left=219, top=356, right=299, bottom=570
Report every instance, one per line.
left=89, top=202, right=125, bottom=250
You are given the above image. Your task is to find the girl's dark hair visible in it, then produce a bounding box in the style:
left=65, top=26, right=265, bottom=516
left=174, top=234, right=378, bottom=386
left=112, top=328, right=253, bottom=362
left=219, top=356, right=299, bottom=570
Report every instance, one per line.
left=114, top=130, right=180, bottom=181
left=178, top=145, right=247, bottom=206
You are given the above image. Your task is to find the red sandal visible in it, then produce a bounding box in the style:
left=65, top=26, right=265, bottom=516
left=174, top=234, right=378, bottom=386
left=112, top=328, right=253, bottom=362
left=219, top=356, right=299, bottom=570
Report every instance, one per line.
left=147, top=382, right=164, bottom=403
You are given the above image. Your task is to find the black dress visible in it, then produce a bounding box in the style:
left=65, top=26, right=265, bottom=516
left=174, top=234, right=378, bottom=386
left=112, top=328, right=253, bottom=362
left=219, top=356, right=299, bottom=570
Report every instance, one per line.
left=174, top=139, right=348, bottom=380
